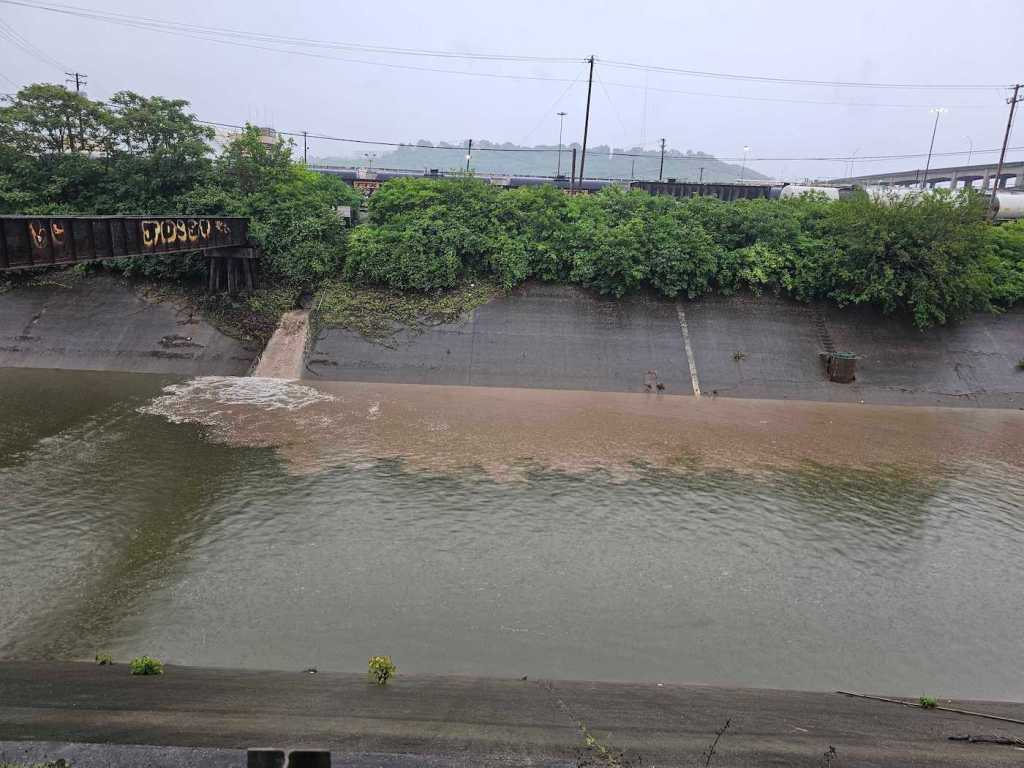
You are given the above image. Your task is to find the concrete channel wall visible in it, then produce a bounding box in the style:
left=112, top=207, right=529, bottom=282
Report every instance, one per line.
left=0, top=275, right=257, bottom=376
left=308, top=282, right=1024, bottom=409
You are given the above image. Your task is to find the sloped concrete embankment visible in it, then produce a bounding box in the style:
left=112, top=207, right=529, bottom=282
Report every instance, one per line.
left=0, top=275, right=258, bottom=376
left=308, top=282, right=1024, bottom=409
left=2, top=661, right=1023, bottom=767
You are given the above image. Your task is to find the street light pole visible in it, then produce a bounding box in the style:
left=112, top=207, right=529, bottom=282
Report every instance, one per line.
left=556, top=112, right=568, bottom=177
left=921, top=107, right=947, bottom=189
left=739, top=145, right=750, bottom=181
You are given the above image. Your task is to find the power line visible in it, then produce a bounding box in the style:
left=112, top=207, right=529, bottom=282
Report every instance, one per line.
left=201, top=121, right=566, bottom=152
left=0, top=0, right=1011, bottom=108
left=598, top=78, right=1003, bottom=111
left=64, top=70, right=86, bottom=92
left=0, top=17, right=69, bottom=71
left=519, top=65, right=586, bottom=145
left=600, top=59, right=1012, bottom=91
left=0, top=0, right=582, bottom=63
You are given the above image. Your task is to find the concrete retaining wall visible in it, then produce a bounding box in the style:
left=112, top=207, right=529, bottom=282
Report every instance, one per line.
left=0, top=275, right=258, bottom=376
left=308, top=283, right=1024, bottom=409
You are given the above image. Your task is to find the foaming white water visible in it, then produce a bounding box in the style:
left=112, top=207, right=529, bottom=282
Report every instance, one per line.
left=140, top=376, right=334, bottom=427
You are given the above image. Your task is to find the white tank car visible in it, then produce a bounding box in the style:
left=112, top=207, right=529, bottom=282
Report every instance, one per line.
left=991, top=192, right=1024, bottom=221
left=778, top=185, right=842, bottom=200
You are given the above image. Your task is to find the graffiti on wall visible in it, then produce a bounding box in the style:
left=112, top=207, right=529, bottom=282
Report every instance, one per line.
left=24, top=217, right=237, bottom=255
left=140, top=218, right=231, bottom=248
left=353, top=179, right=381, bottom=199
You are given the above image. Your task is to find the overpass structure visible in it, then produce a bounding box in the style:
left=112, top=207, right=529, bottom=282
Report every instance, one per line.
left=830, top=160, right=1024, bottom=190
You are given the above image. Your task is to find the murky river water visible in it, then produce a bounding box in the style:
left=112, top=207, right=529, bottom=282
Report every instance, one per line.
left=2, top=368, right=1023, bottom=700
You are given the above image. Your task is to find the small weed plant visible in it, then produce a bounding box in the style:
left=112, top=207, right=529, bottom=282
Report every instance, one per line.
left=919, top=695, right=937, bottom=709
left=129, top=656, right=164, bottom=676
left=94, top=653, right=112, bottom=665
left=368, top=655, right=396, bottom=686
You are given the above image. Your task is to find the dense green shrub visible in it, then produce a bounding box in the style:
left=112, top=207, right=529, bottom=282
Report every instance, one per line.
left=0, top=86, right=360, bottom=284
left=985, top=220, right=1024, bottom=307
left=2, top=83, right=1019, bottom=327
left=819, top=191, right=994, bottom=327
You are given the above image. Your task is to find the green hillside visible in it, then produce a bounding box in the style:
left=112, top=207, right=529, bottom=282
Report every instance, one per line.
left=314, top=140, right=768, bottom=182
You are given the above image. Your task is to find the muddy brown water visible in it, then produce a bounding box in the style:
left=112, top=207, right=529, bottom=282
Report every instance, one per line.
left=2, top=368, right=1023, bottom=700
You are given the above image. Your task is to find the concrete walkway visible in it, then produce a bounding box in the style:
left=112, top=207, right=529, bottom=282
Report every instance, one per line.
left=2, top=662, right=1023, bottom=767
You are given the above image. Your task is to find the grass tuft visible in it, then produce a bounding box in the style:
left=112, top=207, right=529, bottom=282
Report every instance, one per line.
left=129, top=656, right=164, bottom=676
left=368, top=655, right=396, bottom=686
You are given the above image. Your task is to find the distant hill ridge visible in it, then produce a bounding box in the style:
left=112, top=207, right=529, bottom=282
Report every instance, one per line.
left=315, top=140, right=768, bottom=182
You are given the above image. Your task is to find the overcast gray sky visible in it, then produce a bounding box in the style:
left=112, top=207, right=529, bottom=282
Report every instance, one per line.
left=2, top=0, right=1022, bottom=180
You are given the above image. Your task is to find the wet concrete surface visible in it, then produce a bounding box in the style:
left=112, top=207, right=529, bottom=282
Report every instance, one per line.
left=0, top=275, right=257, bottom=375
left=2, top=662, right=1023, bottom=767
left=308, top=283, right=692, bottom=394
left=309, top=283, right=1024, bottom=408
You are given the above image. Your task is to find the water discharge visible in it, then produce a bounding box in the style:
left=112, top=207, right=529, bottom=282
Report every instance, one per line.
left=2, top=368, right=1023, bottom=700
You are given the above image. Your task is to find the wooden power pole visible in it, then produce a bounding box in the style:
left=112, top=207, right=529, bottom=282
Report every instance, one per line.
left=576, top=56, right=595, bottom=192
left=991, top=83, right=1022, bottom=216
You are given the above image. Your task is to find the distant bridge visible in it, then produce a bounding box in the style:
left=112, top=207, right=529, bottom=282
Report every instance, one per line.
left=830, top=160, right=1024, bottom=191
left=1, top=215, right=255, bottom=292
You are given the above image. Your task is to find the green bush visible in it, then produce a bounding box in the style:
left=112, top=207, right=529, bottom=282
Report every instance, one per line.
left=129, top=656, right=164, bottom=676
left=919, top=695, right=937, bottom=709
left=985, top=220, right=1024, bottom=307
left=2, top=83, right=1019, bottom=328
left=95, top=652, right=113, bottom=665
left=368, top=654, right=396, bottom=686
left=819, top=190, right=994, bottom=328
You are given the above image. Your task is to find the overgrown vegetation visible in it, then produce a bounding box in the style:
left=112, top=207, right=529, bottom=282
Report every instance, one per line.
left=4, top=82, right=1024, bottom=332
left=919, top=695, right=938, bottom=709
left=0, top=83, right=360, bottom=297
left=347, top=177, right=1024, bottom=329
left=128, top=655, right=164, bottom=675
left=314, top=279, right=496, bottom=342
left=368, top=655, right=396, bottom=686
left=94, top=652, right=112, bottom=665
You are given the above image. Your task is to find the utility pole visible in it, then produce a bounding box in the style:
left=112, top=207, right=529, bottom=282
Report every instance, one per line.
left=990, top=84, right=1021, bottom=214
left=465, top=138, right=473, bottom=173
left=302, top=131, right=308, bottom=164
left=556, top=111, right=568, bottom=177
left=699, top=166, right=704, bottom=183
left=64, top=71, right=87, bottom=92
left=576, top=56, right=595, bottom=191
left=658, top=138, right=666, bottom=181
left=570, top=147, right=577, bottom=192
left=921, top=107, right=947, bottom=189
